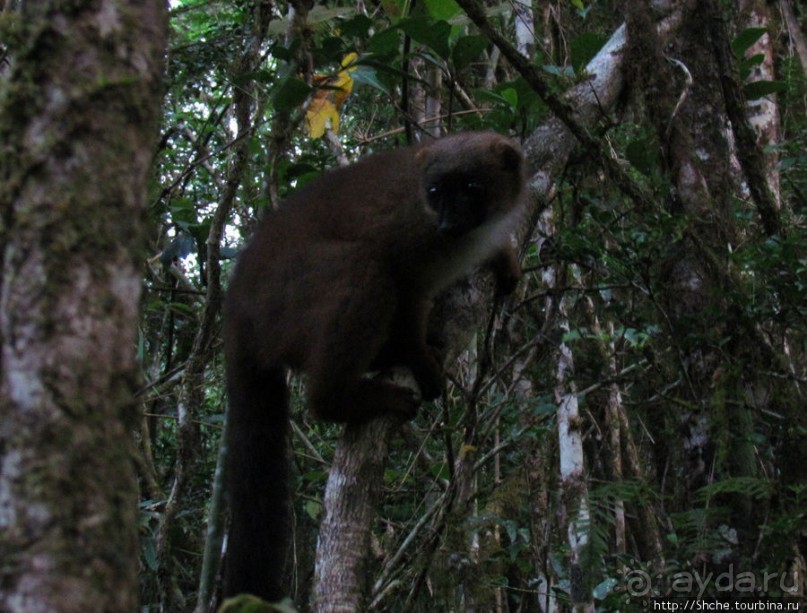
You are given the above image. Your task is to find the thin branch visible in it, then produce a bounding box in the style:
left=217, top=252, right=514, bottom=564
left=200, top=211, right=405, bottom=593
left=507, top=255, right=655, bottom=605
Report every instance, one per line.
left=705, top=0, right=783, bottom=237
left=454, top=0, right=655, bottom=212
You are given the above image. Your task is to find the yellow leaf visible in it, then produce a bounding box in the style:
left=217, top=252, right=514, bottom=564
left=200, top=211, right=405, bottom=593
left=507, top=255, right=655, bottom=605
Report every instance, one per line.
left=305, top=52, right=358, bottom=139
left=305, top=96, right=340, bottom=138
left=340, top=51, right=358, bottom=71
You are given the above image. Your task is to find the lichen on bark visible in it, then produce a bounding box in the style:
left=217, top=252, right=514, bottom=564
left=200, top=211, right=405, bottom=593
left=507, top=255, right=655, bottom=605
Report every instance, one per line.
left=0, top=1, right=167, bottom=611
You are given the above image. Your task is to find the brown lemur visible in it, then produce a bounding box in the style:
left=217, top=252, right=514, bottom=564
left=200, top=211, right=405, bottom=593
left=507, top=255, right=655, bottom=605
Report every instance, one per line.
left=222, top=131, right=527, bottom=601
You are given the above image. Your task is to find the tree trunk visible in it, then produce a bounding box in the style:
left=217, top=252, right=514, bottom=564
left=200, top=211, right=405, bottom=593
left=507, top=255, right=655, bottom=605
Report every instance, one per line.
left=739, top=0, right=781, bottom=205
left=781, top=0, right=807, bottom=75
left=0, top=2, right=166, bottom=611
left=312, top=415, right=405, bottom=612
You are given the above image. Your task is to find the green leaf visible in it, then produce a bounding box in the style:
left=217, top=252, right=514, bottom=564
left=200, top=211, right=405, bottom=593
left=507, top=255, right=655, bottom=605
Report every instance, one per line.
left=499, top=87, right=518, bottom=108
left=398, top=16, right=451, bottom=59
left=562, top=329, right=583, bottom=343
left=301, top=468, right=328, bottom=485
left=452, top=35, right=487, bottom=72
left=570, top=32, right=607, bottom=71
left=318, top=36, right=349, bottom=63
left=743, top=79, right=786, bottom=100
left=430, top=461, right=449, bottom=480
left=271, top=76, right=311, bottom=113
left=350, top=65, right=391, bottom=96
left=142, top=537, right=157, bottom=571
left=501, top=76, right=545, bottom=114
left=474, top=88, right=514, bottom=106
left=305, top=500, right=322, bottom=520
left=696, top=476, right=774, bottom=502
left=423, top=0, right=461, bottom=21
left=169, top=197, right=198, bottom=227
left=368, top=27, right=401, bottom=56
left=625, top=135, right=659, bottom=177
left=340, top=14, right=373, bottom=39
left=739, top=53, right=765, bottom=80
left=731, top=27, right=767, bottom=58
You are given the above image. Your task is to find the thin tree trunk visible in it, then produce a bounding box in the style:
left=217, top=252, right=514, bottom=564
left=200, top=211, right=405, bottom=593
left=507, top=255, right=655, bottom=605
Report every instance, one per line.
left=0, top=1, right=166, bottom=611
left=740, top=0, right=781, bottom=205
left=706, top=0, right=782, bottom=236
left=514, top=0, right=535, bottom=57
left=549, top=261, right=593, bottom=613
left=781, top=0, right=807, bottom=74
left=311, top=415, right=405, bottom=612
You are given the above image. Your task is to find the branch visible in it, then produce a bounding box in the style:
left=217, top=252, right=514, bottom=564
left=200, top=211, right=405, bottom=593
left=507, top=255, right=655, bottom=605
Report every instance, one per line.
left=705, top=0, right=783, bottom=237
left=454, top=0, right=655, bottom=212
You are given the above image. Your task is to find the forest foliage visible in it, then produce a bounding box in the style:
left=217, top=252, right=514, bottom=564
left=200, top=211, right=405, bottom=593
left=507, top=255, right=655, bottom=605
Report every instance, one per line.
left=129, top=0, right=807, bottom=610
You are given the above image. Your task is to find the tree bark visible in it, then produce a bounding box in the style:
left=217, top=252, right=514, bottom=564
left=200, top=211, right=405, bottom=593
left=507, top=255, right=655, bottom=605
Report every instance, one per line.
left=311, top=414, right=406, bottom=612
left=739, top=0, right=781, bottom=206
left=707, top=0, right=782, bottom=236
left=0, top=2, right=166, bottom=611
left=781, top=0, right=807, bottom=75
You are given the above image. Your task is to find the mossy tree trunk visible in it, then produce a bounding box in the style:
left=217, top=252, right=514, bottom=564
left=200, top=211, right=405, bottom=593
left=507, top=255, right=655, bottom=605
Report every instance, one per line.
left=0, top=2, right=166, bottom=611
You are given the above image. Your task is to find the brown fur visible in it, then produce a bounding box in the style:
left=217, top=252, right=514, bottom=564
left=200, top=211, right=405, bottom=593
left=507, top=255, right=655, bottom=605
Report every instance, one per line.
left=222, top=132, right=525, bottom=600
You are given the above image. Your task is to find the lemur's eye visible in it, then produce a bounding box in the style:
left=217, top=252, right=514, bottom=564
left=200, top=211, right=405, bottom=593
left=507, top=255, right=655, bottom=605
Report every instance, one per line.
left=426, top=184, right=441, bottom=211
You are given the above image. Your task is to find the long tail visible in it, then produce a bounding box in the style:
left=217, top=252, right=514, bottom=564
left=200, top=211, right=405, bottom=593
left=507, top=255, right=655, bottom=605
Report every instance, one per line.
left=223, top=360, right=290, bottom=602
